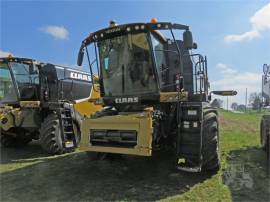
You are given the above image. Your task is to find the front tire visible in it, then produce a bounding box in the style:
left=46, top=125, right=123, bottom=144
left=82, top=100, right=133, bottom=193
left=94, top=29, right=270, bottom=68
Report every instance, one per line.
left=202, top=112, right=220, bottom=172
left=40, top=113, right=65, bottom=154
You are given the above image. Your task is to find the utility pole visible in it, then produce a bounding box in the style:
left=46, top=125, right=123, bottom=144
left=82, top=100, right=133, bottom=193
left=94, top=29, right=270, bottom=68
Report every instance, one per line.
left=245, top=88, right=247, bottom=112
left=227, top=96, right=229, bottom=111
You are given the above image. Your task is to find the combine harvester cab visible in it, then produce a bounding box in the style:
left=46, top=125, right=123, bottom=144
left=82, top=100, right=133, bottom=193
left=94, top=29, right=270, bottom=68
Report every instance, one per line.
left=0, top=57, right=101, bottom=154
left=77, top=20, right=236, bottom=172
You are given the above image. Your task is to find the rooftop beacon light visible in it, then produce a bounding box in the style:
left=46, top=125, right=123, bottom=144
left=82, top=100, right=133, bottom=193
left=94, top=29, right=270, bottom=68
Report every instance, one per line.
left=151, top=18, right=158, bottom=23
left=109, top=20, right=117, bottom=27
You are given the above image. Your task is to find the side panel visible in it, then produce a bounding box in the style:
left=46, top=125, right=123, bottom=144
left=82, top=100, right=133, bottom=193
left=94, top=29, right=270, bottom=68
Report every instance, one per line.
left=80, top=111, right=153, bottom=156
left=0, top=106, right=39, bottom=131
left=73, top=85, right=102, bottom=117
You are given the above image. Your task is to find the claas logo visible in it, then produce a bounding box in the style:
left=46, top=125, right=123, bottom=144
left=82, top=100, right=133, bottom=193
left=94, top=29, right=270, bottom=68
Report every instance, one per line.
left=70, top=72, right=91, bottom=82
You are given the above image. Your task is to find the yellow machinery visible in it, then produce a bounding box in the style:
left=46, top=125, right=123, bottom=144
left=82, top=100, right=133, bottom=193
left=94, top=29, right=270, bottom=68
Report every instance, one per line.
left=74, top=84, right=101, bottom=118
left=80, top=109, right=153, bottom=156
left=76, top=21, right=236, bottom=172
left=0, top=57, right=101, bottom=154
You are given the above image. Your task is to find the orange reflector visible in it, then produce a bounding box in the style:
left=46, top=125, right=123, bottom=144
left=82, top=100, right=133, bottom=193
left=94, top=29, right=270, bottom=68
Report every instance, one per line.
left=151, top=18, right=158, bottom=23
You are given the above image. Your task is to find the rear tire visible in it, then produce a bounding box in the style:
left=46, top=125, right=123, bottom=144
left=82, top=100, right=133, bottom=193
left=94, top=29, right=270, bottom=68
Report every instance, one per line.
left=202, top=112, right=220, bottom=172
left=0, top=129, right=32, bottom=148
left=40, top=113, right=65, bottom=155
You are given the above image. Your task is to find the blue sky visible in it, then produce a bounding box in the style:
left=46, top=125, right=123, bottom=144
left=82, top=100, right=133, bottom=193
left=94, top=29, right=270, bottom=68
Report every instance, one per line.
left=1, top=0, right=270, bottom=106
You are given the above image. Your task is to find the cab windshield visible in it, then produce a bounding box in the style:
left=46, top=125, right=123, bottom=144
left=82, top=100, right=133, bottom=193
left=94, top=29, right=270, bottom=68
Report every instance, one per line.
left=98, top=32, right=158, bottom=96
left=0, top=62, right=17, bottom=103
left=9, top=62, right=39, bottom=100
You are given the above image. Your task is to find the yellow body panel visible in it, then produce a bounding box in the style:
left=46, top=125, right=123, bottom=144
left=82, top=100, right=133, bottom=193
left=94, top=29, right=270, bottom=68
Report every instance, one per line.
left=0, top=107, right=24, bottom=131
left=80, top=110, right=153, bottom=156
left=73, top=84, right=102, bottom=117
left=20, top=101, right=40, bottom=108
left=160, top=91, right=188, bottom=102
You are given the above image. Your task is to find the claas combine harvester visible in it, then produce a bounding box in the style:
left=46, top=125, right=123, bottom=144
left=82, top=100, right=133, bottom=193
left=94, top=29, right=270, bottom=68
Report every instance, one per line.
left=77, top=20, right=236, bottom=172
left=0, top=57, right=101, bottom=154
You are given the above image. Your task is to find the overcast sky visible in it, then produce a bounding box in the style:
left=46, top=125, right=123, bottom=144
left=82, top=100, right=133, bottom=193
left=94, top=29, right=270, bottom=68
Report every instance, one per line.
left=1, top=0, right=269, bottom=106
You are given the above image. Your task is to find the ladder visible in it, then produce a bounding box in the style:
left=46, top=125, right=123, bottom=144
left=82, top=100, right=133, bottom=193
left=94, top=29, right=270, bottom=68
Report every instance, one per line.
left=176, top=103, right=203, bottom=172
left=59, top=107, right=76, bottom=149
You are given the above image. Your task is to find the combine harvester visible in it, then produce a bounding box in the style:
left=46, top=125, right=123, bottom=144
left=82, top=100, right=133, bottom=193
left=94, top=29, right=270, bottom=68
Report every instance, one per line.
left=260, top=63, right=270, bottom=160
left=76, top=20, right=236, bottom=172
left=0, top=56, right=101, bottom=154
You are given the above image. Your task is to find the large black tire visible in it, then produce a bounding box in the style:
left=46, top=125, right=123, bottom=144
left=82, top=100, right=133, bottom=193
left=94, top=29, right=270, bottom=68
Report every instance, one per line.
left=260, top=119, right=270, bottom=153
left=40, top=113, right=65, bottom=155
left=0, top=129, right=32, bottom=148
left=202, top=112, right=220, bottom=172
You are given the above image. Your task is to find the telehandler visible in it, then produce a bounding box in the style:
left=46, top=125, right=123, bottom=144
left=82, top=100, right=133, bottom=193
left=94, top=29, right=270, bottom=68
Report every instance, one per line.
left=77, top=20, right=236, bottom=172
left=0, top=56, right=101, bottom=154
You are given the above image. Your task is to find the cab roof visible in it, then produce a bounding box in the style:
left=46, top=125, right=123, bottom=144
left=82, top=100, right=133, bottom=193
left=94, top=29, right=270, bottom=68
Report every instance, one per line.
left=82, top=22, right=189, bottom=46
left=0, top=57, right=90, bottom=74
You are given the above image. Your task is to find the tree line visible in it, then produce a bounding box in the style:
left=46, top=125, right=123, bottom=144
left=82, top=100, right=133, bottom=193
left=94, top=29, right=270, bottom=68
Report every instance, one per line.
left=211, top=92, right=263, bottom=110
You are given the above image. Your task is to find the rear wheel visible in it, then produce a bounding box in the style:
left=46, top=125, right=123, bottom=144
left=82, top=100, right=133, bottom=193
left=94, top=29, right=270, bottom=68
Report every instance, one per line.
left=202, top=112, right=220, bottom=172
left=0, top=129, right=32, bottom=148
left=40, top=113, right=65, bottom=155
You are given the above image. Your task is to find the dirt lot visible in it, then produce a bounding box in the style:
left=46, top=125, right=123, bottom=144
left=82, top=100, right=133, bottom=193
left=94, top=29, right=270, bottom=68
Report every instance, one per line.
left=0, top=111, right=269, bottom=201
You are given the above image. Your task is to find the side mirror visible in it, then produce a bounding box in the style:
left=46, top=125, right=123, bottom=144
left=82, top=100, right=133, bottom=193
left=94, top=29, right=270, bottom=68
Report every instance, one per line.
left=77, top=47, right=85, bottom=66
left=183, top=30, right=193, bottom=50
left=193, top=42, right=198, bottom=49
left=211, top=90, right=237, bottom=96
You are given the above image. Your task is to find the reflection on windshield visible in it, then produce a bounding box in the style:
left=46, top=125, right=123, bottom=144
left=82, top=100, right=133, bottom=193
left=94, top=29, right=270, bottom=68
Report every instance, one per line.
left=0, top=63, right=17, bottom=102
left=150, top=33, right=167, bottom=88
left=99, top=33, right=157, bottom=96
left=10, top=62, right=39, bottom=100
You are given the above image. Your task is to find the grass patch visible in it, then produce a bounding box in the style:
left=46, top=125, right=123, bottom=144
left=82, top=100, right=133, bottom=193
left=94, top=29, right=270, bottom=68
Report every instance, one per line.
left=0, top=110, right=269, bottom=202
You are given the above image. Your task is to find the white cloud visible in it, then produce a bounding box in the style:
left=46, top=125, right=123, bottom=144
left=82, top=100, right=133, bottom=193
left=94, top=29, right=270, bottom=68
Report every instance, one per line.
left=40, top=25, right=69, bottom=40
left=224, top=2, right=270, bottom=43
left=0, top=50, right=12, bottom=57
left=250, top=3, right=270, bottom=31
left=224, top=30, right=260, bottom=43
left=216, top=63, right=237, bottom=75
left=211, top=63, right=260, bottom=107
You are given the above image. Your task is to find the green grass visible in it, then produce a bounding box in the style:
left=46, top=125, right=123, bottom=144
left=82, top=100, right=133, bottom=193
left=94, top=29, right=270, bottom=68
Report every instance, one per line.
left=0, top=110, right=269, bottom=202
left=161, top=110, right=268, bottom=202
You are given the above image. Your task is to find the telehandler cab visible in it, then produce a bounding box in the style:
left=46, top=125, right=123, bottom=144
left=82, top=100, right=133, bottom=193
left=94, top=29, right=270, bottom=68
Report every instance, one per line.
left=77, top=20, right=236, bottom=172
left=0, top=57, right=101, bottom=154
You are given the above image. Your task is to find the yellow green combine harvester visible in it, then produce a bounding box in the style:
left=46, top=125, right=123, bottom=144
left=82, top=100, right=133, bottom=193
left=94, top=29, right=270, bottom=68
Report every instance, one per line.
left=0, top=57, right=101, bottom=154
left=76, top=20, right=236, bottom=172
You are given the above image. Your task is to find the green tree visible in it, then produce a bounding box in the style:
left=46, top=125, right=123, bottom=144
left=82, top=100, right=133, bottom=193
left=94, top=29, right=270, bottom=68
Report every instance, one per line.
left=249, top=92, right=262, bottom=110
